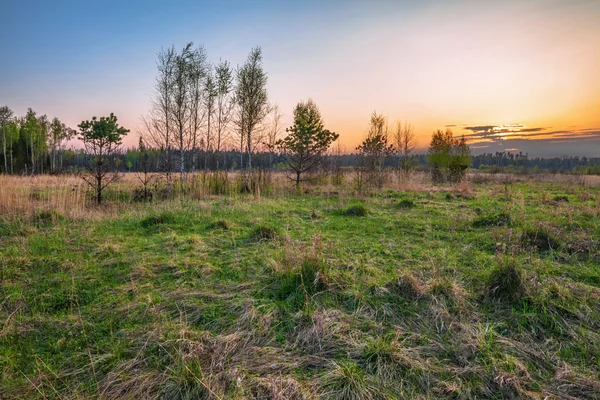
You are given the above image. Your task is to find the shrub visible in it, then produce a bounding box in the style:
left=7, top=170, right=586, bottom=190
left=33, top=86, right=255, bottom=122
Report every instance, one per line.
left=472, top=212, right=511, bottom=228
left=341, top=204, right=369, bottom=217
left=485, top=262, right=527, bottom=303
left=252, top=225, right=280, bottom=241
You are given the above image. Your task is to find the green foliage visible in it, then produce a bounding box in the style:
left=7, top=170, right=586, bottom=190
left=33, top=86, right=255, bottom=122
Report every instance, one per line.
left=78, top=113, right=129, bottom=204
left=428, top=129, right=471, bottom=183
left=277, top=99, right=339, bottom=187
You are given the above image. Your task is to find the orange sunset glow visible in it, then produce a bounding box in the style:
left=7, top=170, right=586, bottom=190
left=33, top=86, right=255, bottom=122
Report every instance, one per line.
left=2, top=0, right=600, bottom=156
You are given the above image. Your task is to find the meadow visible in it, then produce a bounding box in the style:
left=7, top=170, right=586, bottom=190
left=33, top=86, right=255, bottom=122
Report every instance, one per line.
left=1, top=172, right=599, bottom=399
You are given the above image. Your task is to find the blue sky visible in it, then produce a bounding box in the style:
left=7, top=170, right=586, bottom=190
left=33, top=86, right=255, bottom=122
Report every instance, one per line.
left=1, top=0, right=599, bottom=156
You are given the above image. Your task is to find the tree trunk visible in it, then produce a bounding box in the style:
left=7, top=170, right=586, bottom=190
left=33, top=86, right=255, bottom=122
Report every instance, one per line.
left=97, top=176, right=102, bottom=205
left=296, top=170, right=301, bottom=188
left=2, top=131, right=6, bottom=174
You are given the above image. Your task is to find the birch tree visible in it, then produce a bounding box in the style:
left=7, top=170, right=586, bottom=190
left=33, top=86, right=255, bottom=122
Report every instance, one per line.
left=235, top=47, right=269, bottom=191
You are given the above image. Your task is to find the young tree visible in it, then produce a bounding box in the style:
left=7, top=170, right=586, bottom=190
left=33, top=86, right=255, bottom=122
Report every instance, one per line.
left=78, top=113, right=129, bottom=204
left=171, top=43, right=194, bottom=182
left=277, top=99, right=338, bottom=188
left=48, top=117, right=75, bottom=174
left=144, top=46, right=176, bottom=182
left=204, top=70, right=217, bottom=170
left=394, top=120, right=416, bottom=174
left=134, top=136, right=155, bottom=201
left=428, top=129, right=471, bottom=182
left=214, top=60, right=234, bottom=170
left=356, top=112, right=395, bottom=189
left=265, top=104, right=283, bottom=167
left=187, top=45, right=208, bottom=172
left=235, top=47, right=269, bottom=191
left=20, top=109, right=48, bottom=174
left=0, top=106, right=14, bottom=173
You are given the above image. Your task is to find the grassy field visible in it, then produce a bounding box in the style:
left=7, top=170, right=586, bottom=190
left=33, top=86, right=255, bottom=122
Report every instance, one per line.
left=1, top=174, right=600, bottom=399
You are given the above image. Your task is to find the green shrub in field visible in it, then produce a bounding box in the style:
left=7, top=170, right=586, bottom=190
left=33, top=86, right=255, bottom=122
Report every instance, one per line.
left=340, top=204, right=369, bottom=217
left=140, top=212, right=176, bottom=229
left=485, top=262, right=527, bottom=303
left=395, top=198, right=415, bottom=209
left=472, top=212, right=511, bottom=228
left=252, top=225, right=280, bottom=241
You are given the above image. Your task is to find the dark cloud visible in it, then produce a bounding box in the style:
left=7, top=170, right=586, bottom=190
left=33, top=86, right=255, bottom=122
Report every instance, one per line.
left=465, top=128, right=600, bottom=157
left=464, top=125, right=497, bottom=132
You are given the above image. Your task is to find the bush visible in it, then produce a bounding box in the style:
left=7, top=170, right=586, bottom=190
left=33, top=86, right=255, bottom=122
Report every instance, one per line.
left=485, top=263, right=527, bottom=303
left=341, top=204, right=369, bottom=217
left=472, top=212, right=511, bottom=228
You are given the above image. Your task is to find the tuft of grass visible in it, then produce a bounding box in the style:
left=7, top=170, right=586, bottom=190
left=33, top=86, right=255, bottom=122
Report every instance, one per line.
left=252, top=224, right=280, bottom=241
left=553, top=195, right=569, bottom=203
left=381, top=272, right=426, bottom=302
left=521, top=226, right=560, bottom=252
left=320, top=360, right=381, bottom=400
left=395, top=198, right=415, bottom=209
left=269, top=258, right=327, bottom=310
left=340, top=204, right=369, bottom=217
left=32, top=209, right=64, bottom=226
left=140, top=212, right=176, bottom=228
left=485, top=262, right=527, bottom=303
left=472, top=212, right=511, bottom=228
left=208, top=219, right=230, bottom=230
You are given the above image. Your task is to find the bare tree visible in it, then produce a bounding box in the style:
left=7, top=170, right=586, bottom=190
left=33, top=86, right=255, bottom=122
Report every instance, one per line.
left=394, top=120, right=416, bottom=174
left=214, top=60, right=234, bottom=170
left=235, top=47, right=269, bottom=192
left=188, top=46, right=208, bottom=172
left=144, top=46, right=176, bottom=182
left=203, top=70, right=217, bottom=170
left=172, top=43, right=194, bottom=182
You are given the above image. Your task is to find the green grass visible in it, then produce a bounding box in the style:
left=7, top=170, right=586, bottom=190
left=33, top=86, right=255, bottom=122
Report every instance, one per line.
left=1, top=180, right=600, bottom=398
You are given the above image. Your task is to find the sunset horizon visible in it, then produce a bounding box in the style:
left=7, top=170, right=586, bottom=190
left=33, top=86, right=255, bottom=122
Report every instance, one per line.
left=2, top=0, right=599, bottom=157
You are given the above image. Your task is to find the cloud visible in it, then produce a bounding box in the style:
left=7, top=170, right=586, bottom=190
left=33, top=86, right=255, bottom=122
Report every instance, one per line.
left=462, top=126, right=600, bottom=157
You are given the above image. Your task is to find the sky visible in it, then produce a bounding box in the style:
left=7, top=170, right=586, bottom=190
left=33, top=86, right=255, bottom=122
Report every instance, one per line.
left=1, top=0, right=599, bottom=157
